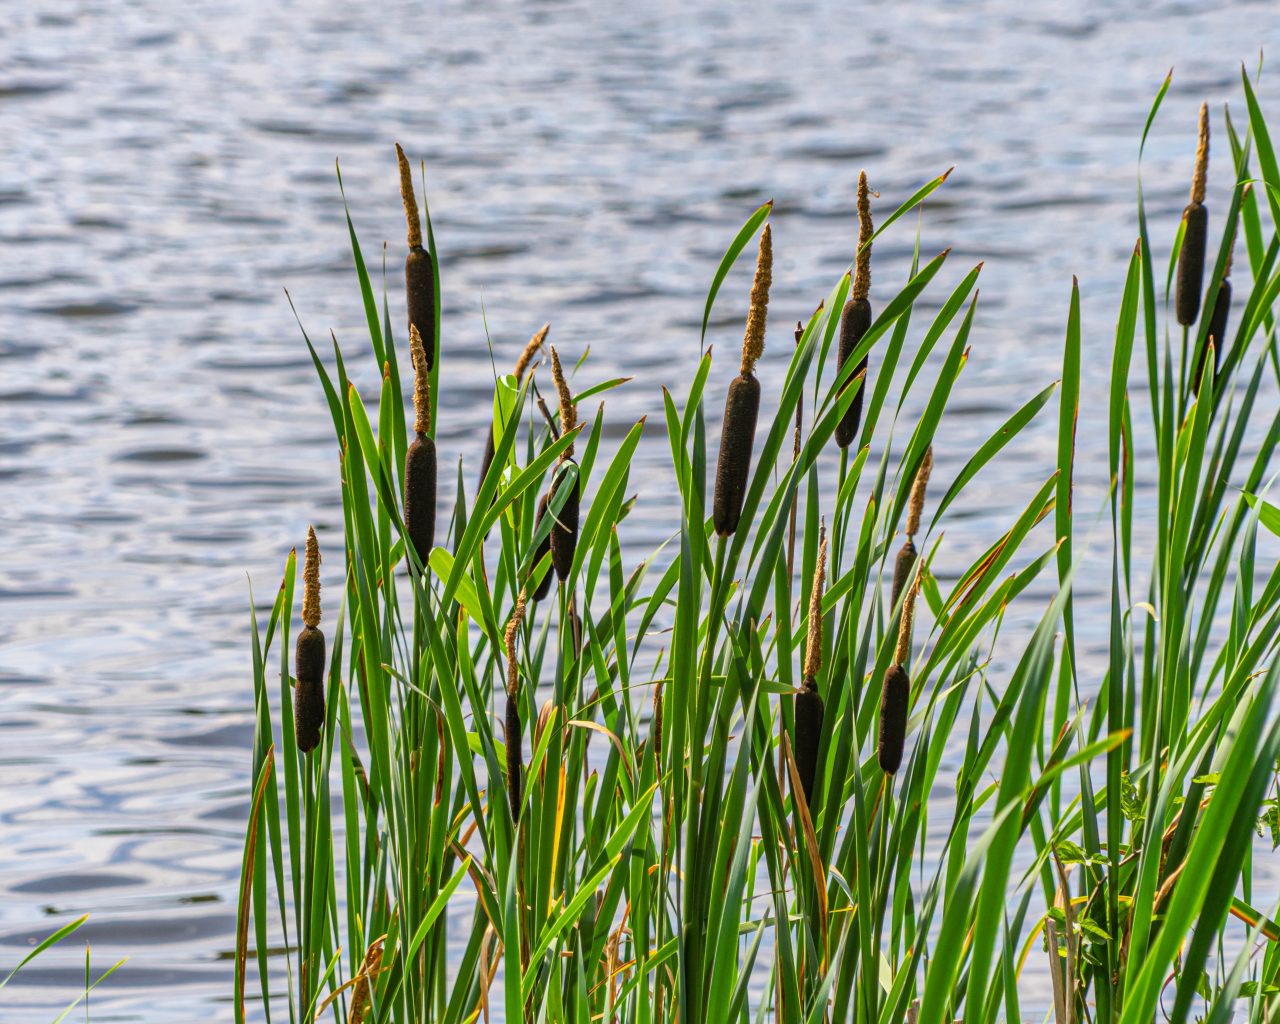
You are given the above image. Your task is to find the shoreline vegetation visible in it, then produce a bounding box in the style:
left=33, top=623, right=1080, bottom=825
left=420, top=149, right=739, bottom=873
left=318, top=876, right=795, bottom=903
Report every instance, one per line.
left=235, top=66, right=1280, bottom=1024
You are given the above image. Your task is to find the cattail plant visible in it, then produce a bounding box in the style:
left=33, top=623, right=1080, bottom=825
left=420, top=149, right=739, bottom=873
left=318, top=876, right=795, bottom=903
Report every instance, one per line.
left=712, top=223, right=772, bottom=537
left=480, top=323, right=550, bottom=488
left=529, top=493, right=554, bottom=601
left=403, top=324, right=437, bottom=567
left=890, top=447, right=933, bottom=610
left=1175, top=103, right=1210, bottom=328
left=396, top=143, right=436, bottom=369
left=835, top=172, right=874, bottom=449
left=548, top=347, right=580, bottom=582
left=504, top=591, right=528, bottom=823
left=794, top=524, right=827, bottom=810
left=294, top=526, right=326, bottom=754
left=878, top=451, right=931, bottom=775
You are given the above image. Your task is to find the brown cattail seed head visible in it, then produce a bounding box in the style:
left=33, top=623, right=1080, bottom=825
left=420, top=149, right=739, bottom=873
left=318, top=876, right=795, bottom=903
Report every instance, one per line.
left=395, top=143, right=423, bottom=250
left=514, top=323, right=550, bottom=382
left=410, top=323, right=431, bottom=437
left=740, top=223, right=772, bottom=375
left=712, top=372, right=761, bottom=536
left=1196, top=277, right=1231, bottom=391
left=1176, top=105, right=1210, bottom=328
left=302, top=526, right=322, bottom=627
left=894, top=570, right=921, bottom=666
left=802, top=524, right=828, bottom=680
left=877, top=664, right=909, bottom=775
left=906, top=446, right=933, bottom=537
left=530, top=493, right=554, bottom=600
left=891, top=539, right=917, bottom=612
left=651, top=680, right=665, bottom=768
left=294, top=625, right=326, bottom=754
left=549, top=463, right=580, bottom=582
left=794, top=678, right=824, bottom=808
left=852, top=171, right=874, bottom=301
left=403, top=434, right=437, bottom=566
left=834, top=295, right=872, bottom=449
left=550, top=346, right=577, bottom=460
left=505, top=693, right=522, bottom=823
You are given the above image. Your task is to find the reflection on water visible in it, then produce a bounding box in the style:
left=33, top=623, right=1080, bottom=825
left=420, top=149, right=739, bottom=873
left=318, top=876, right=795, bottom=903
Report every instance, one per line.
left=0, top=0, right=1277, bottom=1017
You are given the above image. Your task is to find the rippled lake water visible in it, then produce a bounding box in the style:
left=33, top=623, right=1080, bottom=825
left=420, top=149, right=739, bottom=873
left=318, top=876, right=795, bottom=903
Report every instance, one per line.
left=2, top=0, right=1278, bottom=1018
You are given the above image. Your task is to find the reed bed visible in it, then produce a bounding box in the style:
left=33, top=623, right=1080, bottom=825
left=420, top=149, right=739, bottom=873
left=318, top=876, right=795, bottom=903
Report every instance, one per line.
left=238, top=67, right=1280, bottom=1024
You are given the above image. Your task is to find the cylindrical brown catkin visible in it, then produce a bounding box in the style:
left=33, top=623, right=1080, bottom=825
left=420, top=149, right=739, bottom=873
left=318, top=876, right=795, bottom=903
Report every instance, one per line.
left=1175, top=203, right=1207, bottom=328
left=877, top=664, right=909, bottom=775
left=550, top=463, right=579, bottom=582
left=713, top=373, right=761, bottom=536
left=294, top=625, right=326, bottom=753
left=1196, top=277, right=1231, bottom=389
left=406, top=247, right=436, bottom=370
left=479, top=428, right=496, bottom=490
left=530, top=493, right=554, bottom=600
left=891, top=539, right=917, bottom=612
left=794, top=677, right=824, bottom=809
left=835, top=298, right=872, bottom=448
left=505, top=694, right=522, bottom=823
left=403, top=434, right=437, bottom=566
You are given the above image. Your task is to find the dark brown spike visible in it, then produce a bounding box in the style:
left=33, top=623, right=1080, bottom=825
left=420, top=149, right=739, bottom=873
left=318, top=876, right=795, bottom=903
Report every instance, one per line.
left=891, top=539, right=917, bottom=612
left=403, top=434, right=437, bottom=567
left=505, top=693, right=522, bottom=822
left=530, top=493, right=554, bottom=600
left=478, top=428, right=496, bottom=491
left=835, top=298, right=872, bottom=448
left=1175, top=203, right=1207, bottom=327
left=877, top=664, right=909, bottom=775
left=406, top=247, right=436, bottom=370
left=294, top=625, right=326, bottom=754
left=1196, top=277, right=1231, bottom=391
left=712, top=372, right=761, bottom=536
left=794, top=677, right=825, bottom=808
left=550, top=462, right=579, bottom=582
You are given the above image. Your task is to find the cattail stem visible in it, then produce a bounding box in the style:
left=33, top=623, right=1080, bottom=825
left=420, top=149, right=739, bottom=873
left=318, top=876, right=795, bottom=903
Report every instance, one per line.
left=295, top=527, right=326, bottom=754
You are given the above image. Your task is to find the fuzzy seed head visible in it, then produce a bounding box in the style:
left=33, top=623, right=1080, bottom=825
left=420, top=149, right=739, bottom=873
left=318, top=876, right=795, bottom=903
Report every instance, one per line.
left=893, top=570, right=920, bottom=667
left=395, top=143, right=423, bottom=250
left=740, top=223, right=772, bottom=375
left=504, top=590, right=527, bottom=698
left=514, top=323, right=550, bottom=382
left=852, top=171, right=875, bottom=301
left=550, top=346, right=577, bottom=459
left=803, top=524, right=828, bottom=680
left=1191, top=102, right=1209, bottom=205
left=906, top=446, right=933, bottom=537
left=410, top=323, right=431, bottom=436
left=302, top=525, right=321, bottom=627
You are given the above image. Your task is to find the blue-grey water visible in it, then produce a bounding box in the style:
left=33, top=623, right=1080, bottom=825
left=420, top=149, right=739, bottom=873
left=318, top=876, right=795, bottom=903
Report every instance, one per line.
left=1, top=1, right=1279, bottom=1019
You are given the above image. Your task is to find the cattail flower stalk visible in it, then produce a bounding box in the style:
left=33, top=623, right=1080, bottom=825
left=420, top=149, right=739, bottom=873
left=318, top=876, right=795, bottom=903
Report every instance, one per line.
left=713, top=223, right=772, bottom=536
left=403, top=324, right=437, bottom=567
left=1198, top=209, right=1237, bottom=392
left=1175, top=104, right=1210, bottom=328
left=794, top=525, right=827, bottom=808
left=504, top=591, right=528, bottom=823
left=481, top=323, right=550, bottom=488
left=547, top=346, right=580, bottom=582
left=836, top=173, right=876, bottom=448
left=295, top=526, right=326, bottom=754
left=396, top=143, right=436, bottom=369
left=891, top=447, right=933, bottom=611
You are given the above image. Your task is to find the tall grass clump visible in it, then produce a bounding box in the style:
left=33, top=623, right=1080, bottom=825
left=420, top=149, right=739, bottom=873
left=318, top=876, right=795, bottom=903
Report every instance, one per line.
left=239, top=69, right=1280, bottom=1024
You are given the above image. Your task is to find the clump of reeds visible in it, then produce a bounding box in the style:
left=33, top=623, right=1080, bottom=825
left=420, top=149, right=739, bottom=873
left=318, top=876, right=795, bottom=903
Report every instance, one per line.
left=403, top=324, right=437, bottom=567
left=548, top=347, right=579, bottom=582
left=712, top=223, right=771, bottom=536
left=878, top=450, right=931, bottom=775
left=794, top=523, right=827, bottom=809
left=1175, top=103, right=1210, bottom=327
left=294, top=526, right=326, bottom=754
left=835, top=172, right=874, bottom=449
left=480, top=323, right=550, bottom=488
left=504, top=591, right=527, bottom=822
left=396, top=143, right=436, bottom=369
